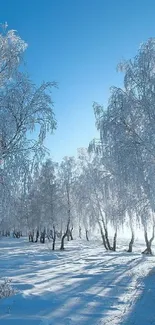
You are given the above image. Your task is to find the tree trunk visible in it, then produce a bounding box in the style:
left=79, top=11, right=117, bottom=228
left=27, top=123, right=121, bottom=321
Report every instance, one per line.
left=29, top=230, right=34, bottom=242
left=149, top=225, right=155, bottom=246
left=98, top=221, right=108, bottom=250
left=60, top=218, right=70, bottom=250
left=100, top=213, right=112, bottom=250
left=40, top=228, right=46, bottom=244
left=142, top=227, right=154, bottom=255
left=67, top=232, right=70, bottom=241
left=112, top=230, right=117, bottom=251
left=127, top=229, right=134, bottom=252
left=52, top=226, right=56, bottom=250
left=35, top=230, right=39, bottom=243
left=60, top=231, right=68, bottom=250
left=70, top=227, right=73, bottom=240
left=79, top=226, right=81, bottom=238
left=104, top=227, right=112, bottom=250
left=85, top=229, right=89, bottom=241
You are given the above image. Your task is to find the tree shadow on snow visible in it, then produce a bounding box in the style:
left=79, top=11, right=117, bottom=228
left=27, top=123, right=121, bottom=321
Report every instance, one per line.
left=120, top=267, right=155, bottom=325
left=0, top=240, right=153, bottom=325
left=37, top=256, right=145, bottom=325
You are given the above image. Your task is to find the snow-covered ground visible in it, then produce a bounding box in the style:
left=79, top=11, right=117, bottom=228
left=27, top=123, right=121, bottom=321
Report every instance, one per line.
left=0, top=237, right=155, bottom=325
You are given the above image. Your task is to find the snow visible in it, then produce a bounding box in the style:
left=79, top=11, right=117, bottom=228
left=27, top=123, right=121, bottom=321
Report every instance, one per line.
left=0, top=238, right=155, bottom=325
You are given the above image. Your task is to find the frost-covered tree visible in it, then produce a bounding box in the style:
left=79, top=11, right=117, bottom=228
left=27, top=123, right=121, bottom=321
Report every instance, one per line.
left=0, top=25, right=56, bottom=178
left=78, top=150, right=122, bottom=250
left=91, top=38, right=155, bottom=254
left=58, top=157, right=77, bottom=250
left=0, top=23, right=27, bottom=86
left=0, top=25, right=57, bottom=232
left=1, top=73, right=57, bottom=161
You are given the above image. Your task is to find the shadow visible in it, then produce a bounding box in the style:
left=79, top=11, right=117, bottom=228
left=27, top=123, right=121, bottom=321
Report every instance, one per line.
left=32, top=256, right=144, bottom=325
left=120, top=267, right=155, bottom=325
left=0, top=237, right=154, bottom=325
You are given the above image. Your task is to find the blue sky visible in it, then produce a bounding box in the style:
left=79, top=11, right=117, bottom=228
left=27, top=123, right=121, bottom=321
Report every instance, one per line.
left=1, top=0, right=155, bottom=161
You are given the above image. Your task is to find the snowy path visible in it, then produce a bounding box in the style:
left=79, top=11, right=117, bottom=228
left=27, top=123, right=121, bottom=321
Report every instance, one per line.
left=0, top=238, right=155, bottom=325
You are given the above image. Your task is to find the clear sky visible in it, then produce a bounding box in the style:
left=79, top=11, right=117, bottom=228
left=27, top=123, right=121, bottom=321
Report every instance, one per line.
left=1, top=0, right=155, bottom=161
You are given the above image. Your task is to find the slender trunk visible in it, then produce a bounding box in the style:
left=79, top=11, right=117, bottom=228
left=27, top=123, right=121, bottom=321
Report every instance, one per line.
left=97, top=206, right=112, bottom=250
left=149, top=225, right=155, bottom=246
left=29, top=230, right=34, bottom=242
left=127, top=229, right=134, bottom=252
left=66, top=187, right=71, bottom=241
left=100, top=213, right=112, bottom=250
left=40, top=228, right=46, bottom=244
left=35, top=230, right=39, bottom=243
left=112, top=230, right=117, bottom=251
left=104, top=226, right=112, bottom=250
left=67, top=232, right=70, bottom=241
left=60, top=229, right=69, bottom=250
left=98, top=221, right=108, bottom=250
left=142, top=230, right=152, bottom=254
left=60, top=218, right=70, bottom=250
left=70, top=226, right=73, bottom=240
left=60, top=233, right=66, bottom=250
left=85, top=229, right=89, bottom=241
left=52, top=226, right=56, bottom=250
left=142, top=226, right=154, bottom=255
left=79, top=226, right=82, bottom=239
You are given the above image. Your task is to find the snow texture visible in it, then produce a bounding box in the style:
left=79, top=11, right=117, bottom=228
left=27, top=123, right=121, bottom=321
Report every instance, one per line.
left=0, top=238, right=155, bottom=325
